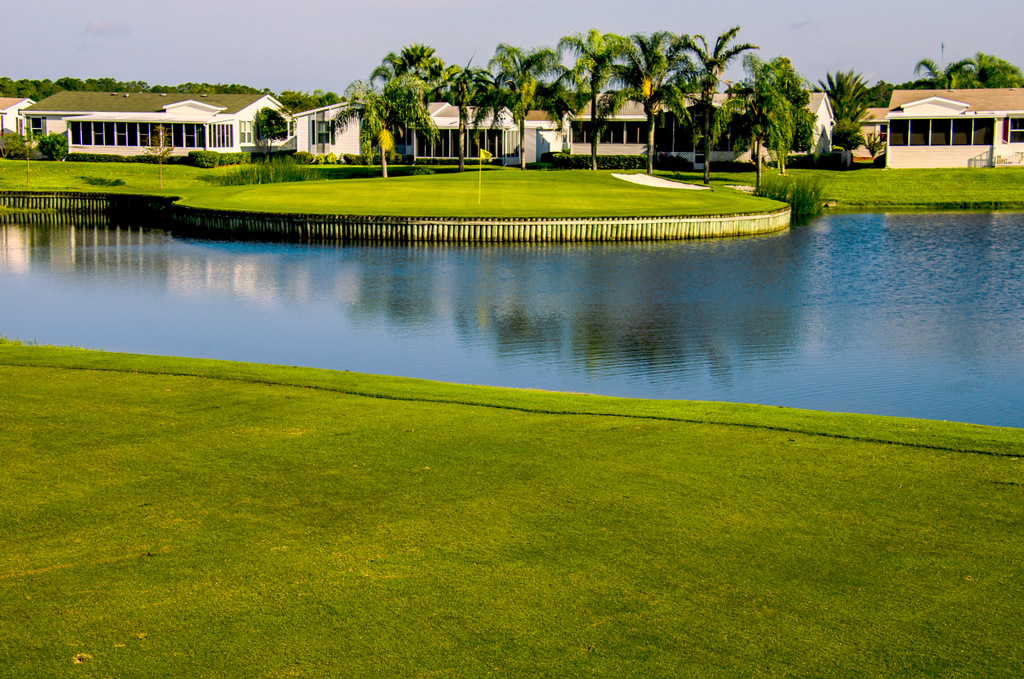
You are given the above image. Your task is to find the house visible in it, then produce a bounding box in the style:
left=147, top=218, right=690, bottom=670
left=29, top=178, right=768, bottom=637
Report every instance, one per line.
left=21, top=91, right=288, bottom=156
left=854, top=107, right=890, bottom=158
left=807, top=92, right=834, bottom=154
left=401, top=103, right=562, bottom=165
left=885, top=88, right=1024, bottom=168
left=568, top=92, right=834, bottom=166
left=290, top=102, right=361, bottom=157
left=0, top=97, right=34, bottom=135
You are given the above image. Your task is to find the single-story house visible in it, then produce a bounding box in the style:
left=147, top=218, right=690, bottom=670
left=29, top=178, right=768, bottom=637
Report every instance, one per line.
left=807, top=92, right=834, bottom=154
left=854, top=107, right=891, bottom=158
left=568, top=92, right=834, bottom=166
left=0, top=97, right=34, bottom=135
left=289, top=102, right=361, bottom=157
left=21, top=91, right=288, bottom=156
left=885, top=88, right=1024, bottom=168
left=403, top=103, right=562, bottom=165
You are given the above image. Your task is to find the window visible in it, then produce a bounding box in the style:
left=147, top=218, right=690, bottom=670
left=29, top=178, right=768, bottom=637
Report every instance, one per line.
left=239, top=121, right=253, bottom=144
left=889, top=119, right=908, bottom=146
left=1010, top=118, right=1024, bottom=143
left=952, top=119, right=973, bottom=145
left=116, top=122, right=128, bottom=146
left=973, top=119, right=994, bottom=145
left=209, top=124, right=233, bottom=148
left=930, top=119, right=950, bottom=146
left=28, top=117, right=43, bottom=135
left=910, top=119, right=930, bottom=146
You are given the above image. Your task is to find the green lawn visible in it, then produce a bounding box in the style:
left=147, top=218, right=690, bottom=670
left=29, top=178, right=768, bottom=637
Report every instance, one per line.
left=177, top=169, right=780, bottom=218
left=2, top=343, right=1022, bottom=678
left=4, top=158, right=1024, bottom=215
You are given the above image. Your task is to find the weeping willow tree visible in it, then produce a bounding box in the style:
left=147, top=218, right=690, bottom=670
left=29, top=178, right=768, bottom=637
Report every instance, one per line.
left=333, top=76, right=436, bottom=178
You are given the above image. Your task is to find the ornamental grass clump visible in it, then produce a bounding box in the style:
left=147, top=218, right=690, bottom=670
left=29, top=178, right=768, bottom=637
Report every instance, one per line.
left=756, top=173, right=826, bottom=219
left=213, top=156, right=316, bottom=186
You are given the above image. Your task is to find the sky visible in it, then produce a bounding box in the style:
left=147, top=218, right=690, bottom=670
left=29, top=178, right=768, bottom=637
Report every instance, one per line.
left=4, top=0, right=1023, bottom=95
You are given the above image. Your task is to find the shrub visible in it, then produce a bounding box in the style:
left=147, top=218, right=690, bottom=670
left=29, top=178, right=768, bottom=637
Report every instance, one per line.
left=525, top=162, right=554, bottom=171
left=653, top=154, right=694, bottom=172
left=188, top=150, right=220, bottom=168
left=212, top=156, right=316, bottom=186
left=0, top=132, right=27, bottom=159
left=65, top=153, right=188, bottom=164
left=37, top=133, right=69, bottom=161
left=831, top=120, right=866, bottom=152
left=217, top=152, right=250, bottom=166
left=313, top=152, right=338, bottom=165
left=292, top=151, right=314, bottom=165
left=408, top=166, right=435, bottom=175
left=755, top=173, right=826, bottom=219
left=547, top=153, right=647, bottom=170
left=342, top=151, right=407, bottom=165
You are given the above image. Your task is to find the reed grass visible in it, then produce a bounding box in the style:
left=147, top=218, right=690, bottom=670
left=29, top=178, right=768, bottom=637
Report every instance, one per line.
left=755, top=173, right=826, bottom=219
left=211, top=157, right=316, bottom=186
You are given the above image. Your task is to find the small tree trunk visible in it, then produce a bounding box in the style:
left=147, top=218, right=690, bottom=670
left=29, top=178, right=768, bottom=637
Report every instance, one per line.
left=646, top=115, right=655, bottom=175
left=590, top=90, right=598, bottom=171
left=755, top=137, right=762, bottom=189
left=380, top=144, right=388, bottom=179
left=519, top=120, right=526, bottom=171
left=702, top=107, right=712, bottom=186
left=458, top=114, right=466, bottom=173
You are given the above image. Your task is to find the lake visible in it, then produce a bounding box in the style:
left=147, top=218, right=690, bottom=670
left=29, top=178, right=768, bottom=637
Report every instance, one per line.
left=1, top=210, right=1022, bottom=427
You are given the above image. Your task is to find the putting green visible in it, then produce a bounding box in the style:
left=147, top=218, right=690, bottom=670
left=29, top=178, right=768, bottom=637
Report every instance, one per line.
left=176, top=169, right=784, bottom=218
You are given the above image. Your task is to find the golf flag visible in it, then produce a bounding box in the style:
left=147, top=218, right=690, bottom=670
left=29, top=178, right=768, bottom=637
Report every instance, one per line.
left=478, top=149, right=493, bottom=204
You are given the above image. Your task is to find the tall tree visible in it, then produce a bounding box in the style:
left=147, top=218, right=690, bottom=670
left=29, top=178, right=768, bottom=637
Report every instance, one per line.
left=683, top=26, right=758, bottom=185
left=913, top=58, right=977, bottom=89
left=488, top=44, right=558, bottom=170
left=738, top=55, right=790, bottom=188
left=969, top=52, right=1024, bottom=88
left=557, top=29, right=627, bottom=170
left=440, top=62, right=491, bottom=172
left=333, top=76, right=437, bottom=179
left=817, top=70, right=870, bottom=125
left=614, top=31, right=692, bottom=174
left=373, top=44, right=447, bottom=95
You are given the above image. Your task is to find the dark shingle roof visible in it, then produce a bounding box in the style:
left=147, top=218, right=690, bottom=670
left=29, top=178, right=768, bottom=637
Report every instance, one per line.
left=25, top=91, right=269, bottom=115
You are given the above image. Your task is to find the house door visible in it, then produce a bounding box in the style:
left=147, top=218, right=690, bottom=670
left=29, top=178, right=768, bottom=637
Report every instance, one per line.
left=694, top=151, right=705, bottom=170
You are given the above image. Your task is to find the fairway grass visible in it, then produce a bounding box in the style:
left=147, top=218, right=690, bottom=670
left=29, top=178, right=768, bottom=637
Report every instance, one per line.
left=2, top=344, right=1022, bottom=678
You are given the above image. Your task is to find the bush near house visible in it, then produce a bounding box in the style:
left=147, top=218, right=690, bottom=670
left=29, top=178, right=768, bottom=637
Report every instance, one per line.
left=187, top=150, right=221, bottom=168
left=37, top=133, right=69, bottom=161
left=65, top=152, right=189, bottom=164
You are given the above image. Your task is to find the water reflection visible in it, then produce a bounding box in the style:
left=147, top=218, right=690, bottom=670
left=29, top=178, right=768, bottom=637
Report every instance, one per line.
left=1, top=212, right=1022, bottom=427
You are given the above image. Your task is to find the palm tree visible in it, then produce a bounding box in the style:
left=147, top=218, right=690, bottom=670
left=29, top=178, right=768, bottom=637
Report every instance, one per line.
left=373, top=44, right=446, bottom=91
left=333, top=76, right=437, bottom=178
left=816, top=70, right=870, bottom=125
left=614, top=31, right=692, bottom=174
left=683, top=26, right=758, bottom=185
left=488, top=43, right=558, bottom=170
left=738, top=55, right=792, bottom=188
left=440, top=62, right=491, bottom=172
left=969, top=52, right=1024, bottom=88
left=557, top=29, right=627, bottom=170
left=913, top=58, right=977, bottom=89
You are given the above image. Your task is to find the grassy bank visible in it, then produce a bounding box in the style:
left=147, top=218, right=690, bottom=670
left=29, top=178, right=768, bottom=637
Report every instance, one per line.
left=2, top=343, right=1022, bottom=677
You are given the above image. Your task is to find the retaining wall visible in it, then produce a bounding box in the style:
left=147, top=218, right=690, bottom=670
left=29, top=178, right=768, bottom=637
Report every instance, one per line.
left=0, top=191, right=790, bottom=242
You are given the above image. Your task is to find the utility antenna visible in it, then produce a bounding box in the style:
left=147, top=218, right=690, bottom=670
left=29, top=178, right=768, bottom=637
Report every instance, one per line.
left=941, top=42, right=945, bottom=70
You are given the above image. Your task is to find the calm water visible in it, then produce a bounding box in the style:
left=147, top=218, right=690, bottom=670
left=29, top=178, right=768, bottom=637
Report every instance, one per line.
left=2, top=211, right=1022, bottom=427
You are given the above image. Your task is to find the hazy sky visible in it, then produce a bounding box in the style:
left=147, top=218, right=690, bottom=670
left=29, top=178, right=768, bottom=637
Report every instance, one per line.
left=5, top=0, right=1023, bottom=95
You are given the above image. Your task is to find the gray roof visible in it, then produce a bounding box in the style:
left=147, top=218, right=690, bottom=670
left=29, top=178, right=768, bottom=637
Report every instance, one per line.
left=25, top=91, right=270, bottom=115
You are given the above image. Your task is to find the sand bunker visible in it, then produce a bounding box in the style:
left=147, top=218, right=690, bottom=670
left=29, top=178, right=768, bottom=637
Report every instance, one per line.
left=611, top=173, right=710, bottom=190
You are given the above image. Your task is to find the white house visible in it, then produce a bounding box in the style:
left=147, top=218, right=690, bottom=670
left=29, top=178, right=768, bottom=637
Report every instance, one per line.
left=0, top=97, right=34, bottom=135
left=289, top=102, right=361, bottom=157
left=21, top=91, right=288, bottom=156
left=404, top=103, right=563, bottom=165
left=885, top=88, right=1024, bottom=168
left=568, top=93, right=834, bottom=166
